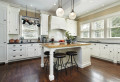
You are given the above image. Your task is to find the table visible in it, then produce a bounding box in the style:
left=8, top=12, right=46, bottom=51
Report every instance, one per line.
left=41, top=42, right=91, bottom=81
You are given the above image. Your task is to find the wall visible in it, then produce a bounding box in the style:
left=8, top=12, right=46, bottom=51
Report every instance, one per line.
left=19, top=10, right=40, bottom=18
left=78, top=5, right=120, bottom=22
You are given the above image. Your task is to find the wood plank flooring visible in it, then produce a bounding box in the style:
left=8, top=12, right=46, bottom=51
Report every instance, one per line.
left=0, top=58, right=120, bottom=82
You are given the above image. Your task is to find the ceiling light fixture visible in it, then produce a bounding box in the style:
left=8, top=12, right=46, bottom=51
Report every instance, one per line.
left=56, top=0, right=64, bottom=17
left=69, top=0, right=76, bottom=20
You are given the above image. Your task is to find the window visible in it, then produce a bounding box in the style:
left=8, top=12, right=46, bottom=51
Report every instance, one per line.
left=91, top=20, right=104, bottom=38
left=81, top=23, right=90, bottom=38
left=21, top=17, right=39, bottom=39
left=107, top=16, right=120, bottom=38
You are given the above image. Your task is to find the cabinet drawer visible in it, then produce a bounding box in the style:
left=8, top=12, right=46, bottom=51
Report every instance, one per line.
left=8, top=44, right=26, bottom=48
left=8, top=53, right=26, bottom=60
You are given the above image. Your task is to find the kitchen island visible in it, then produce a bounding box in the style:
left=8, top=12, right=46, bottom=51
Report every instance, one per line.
left=41, top=42, right=91, bottom=81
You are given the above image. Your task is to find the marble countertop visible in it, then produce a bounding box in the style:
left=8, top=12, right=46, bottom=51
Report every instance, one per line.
left=41, top=42, right=91, bottom=48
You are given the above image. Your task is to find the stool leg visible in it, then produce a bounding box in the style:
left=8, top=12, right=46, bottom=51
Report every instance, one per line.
left=73, top=56, right=78, bottom=70
left=66, top=55, right=70, bottom=68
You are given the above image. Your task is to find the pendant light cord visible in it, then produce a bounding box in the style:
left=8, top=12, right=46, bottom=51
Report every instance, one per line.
left=26, top=5, right=27, bottom=16
left=72, top=0, right=74, bottom=12
left=58, top=0, right=62, bottom=8
left=35, top=8, right=36, bottom=18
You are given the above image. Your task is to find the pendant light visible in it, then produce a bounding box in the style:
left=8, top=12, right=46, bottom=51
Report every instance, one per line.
left=56, top=0, right=64, bottom=17
left=69, top=0, right=76, bottom=20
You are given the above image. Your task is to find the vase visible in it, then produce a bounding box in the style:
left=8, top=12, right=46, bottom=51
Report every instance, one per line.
left=66, top=40, right=71, bottom=44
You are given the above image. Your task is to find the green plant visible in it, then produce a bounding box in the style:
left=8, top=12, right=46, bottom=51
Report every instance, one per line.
left=65, top=31, right=75, bottom=40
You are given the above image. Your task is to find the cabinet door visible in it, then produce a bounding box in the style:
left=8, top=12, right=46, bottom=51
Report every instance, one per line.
left=0, top=24, right=7, bottom=61
left=8, top=7, right=20, bottom=34
left=0, top=5, right=7, bottom=24
left=37, top=46, right=42, bottom=56
left=41, top=14, right=49, bottom=35
left=91, top=44, right=100, bottom=57
left=117, top=48, right=120, bottom=62
left=27, top=47, right=35, bottom=57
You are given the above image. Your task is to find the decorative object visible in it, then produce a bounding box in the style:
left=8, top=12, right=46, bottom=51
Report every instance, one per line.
left=56, top=0, right=64, bottom=17
left=9, top=39, right=15, bottom=44
left=65, top=31, right=75, bottom=44
left=69, top=0, right=76, bottom=19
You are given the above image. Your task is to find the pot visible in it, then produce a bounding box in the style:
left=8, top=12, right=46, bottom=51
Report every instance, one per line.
left=66, top=40, right=71, bottom=44
left=9, top=39, right=15, bottom=43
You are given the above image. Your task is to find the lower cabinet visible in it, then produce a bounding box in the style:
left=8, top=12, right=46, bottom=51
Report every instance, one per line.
left=89, top=43, right=119, bottom=63
left=27, top=44, right=42, bottom=57
left=8, top=44, right=42, bottom=61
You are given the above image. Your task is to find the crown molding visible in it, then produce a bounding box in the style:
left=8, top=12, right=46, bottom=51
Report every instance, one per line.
left=77, top=1, right=120, bottom=20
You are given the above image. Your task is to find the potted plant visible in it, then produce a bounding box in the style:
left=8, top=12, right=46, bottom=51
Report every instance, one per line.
left=65, top=31, right=75, bottom=44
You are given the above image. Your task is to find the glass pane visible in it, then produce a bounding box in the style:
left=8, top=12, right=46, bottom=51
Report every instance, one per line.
left=111, top=27, right=120, bottom=37
left=92, top=30, right=104, bottom=38
left=92, top=20, right=104, bottom=30
left=81, top=31, right=89, bottom=38
left=111, top=16, right=120, bottom=27
left=81, top=23, right=90, bottom=31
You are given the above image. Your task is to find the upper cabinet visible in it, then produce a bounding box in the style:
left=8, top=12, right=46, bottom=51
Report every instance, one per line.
left=40, top=14, right=49, bottom=35
left=66, top=19, right=77, bottom=36
left=8, top=7, right=20, bottom=34
left=50, top=16, right=66, bottom=30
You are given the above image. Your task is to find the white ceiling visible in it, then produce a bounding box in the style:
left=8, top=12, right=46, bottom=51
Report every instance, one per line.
left=1, top=0, right=120, bottom=18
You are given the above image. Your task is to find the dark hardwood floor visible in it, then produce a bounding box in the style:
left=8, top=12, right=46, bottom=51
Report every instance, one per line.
left=0, top=58, right=120, bottom=82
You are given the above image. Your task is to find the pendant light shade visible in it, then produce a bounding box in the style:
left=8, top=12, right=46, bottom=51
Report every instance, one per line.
left=69, top=0, right=76, bottom=20
left=69, top=12, right=76, bottom=20
left=56, top=0, right=64, bottom=17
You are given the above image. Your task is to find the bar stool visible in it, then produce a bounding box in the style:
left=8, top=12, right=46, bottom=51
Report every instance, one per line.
left=54, top=53, right=67, bottom=79
left=44, top=51, right=50, bottom=71
left=66, top=51, right=78, bottom=73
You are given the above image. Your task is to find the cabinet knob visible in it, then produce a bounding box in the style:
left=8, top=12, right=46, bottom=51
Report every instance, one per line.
left=118, top=52, right=119, bottom=54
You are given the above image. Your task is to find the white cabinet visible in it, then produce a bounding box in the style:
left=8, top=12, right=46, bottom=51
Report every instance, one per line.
left=66, top=19, right=77, bottom=36
left=90, top=43, right=100, bottom=57
left=50, top=16, right=66, bottom=30
left=40, top=14, right=49, bottom=35
left=8, top=44, right=26, bottom=60
left=8, top=43, right=42, bottom=61
left=8, top=7, right=20, bottom=34
left=99, top=44, right=114, bottom=61
left=27, top=44, right=42, bottom=57
left=0, top=4, right=7, bottom=62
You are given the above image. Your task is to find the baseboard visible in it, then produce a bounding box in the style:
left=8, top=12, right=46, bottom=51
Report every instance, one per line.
left=78, top=62, right=91, bottom=68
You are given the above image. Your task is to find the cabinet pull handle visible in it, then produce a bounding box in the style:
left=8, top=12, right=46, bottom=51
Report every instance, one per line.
left=13, top=50, right=16, bottom=51
left=13, top=45, right=16, bottom=46
left=118, top=52, right=119, bottom=54
left=20, top=49, right=22, bottom=51
left=20, top=45, right=22, bottom=46
left=110, top=51, right=112, bottom=52
left=105, top=45, right=108, bottom=46
left=20, top=55, right=22, bottom=56
left=13, top=56, right=16, bottom=57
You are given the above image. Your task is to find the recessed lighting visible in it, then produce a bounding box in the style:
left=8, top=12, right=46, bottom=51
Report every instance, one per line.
left=54, top=3, right=56, bottom=5
left=30, top=5, right=33, bottom=7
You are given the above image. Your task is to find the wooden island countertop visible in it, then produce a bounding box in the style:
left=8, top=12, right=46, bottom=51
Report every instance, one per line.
left=41, top=42, right=91, bottom=48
